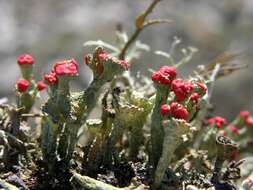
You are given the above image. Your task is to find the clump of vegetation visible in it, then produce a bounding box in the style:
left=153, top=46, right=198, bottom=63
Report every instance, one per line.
left=0, top=0, right=252, bottom=190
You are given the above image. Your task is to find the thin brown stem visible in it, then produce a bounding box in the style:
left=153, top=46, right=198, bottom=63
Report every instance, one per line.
left=142, top=19, right=173, bottom=28
left=119, top=0, right=164, bottom=60
left=119, top=29, right=142, bottom=60
left=141, top=0, right=162, bottom=20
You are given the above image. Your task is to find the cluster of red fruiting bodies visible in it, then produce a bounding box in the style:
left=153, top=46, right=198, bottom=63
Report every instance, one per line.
left=97, top=51, right=129, bottom=70
left=152, top=66, right=207, bottom=121
left=16, top=54, right=80, bottom=93
left=16, top=79, right=47, bottom=93
left=16, top=51, right=129, bottom=93
left=43, top=59, right=78, bottom=86
left=84, top=49, right=129, bottom=75
left=207, top=111, right=253, bottom=136
left=209, top=111, right=253, bottom=161
left=16, top=54, right=47, bottom=92
left=207, top=116, right=227, bottom=129
left=152, top=66, right=253, bottom=136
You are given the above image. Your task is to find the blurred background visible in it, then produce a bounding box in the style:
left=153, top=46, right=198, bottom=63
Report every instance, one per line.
left=0, top=0, right=252, bottom=120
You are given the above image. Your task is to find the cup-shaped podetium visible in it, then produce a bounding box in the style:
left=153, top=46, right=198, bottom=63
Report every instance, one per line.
left=53, top=58, right=79, bottom=96
left=54, top=59, right=78, bottom=77
left=88, top=47, right=130, bottom=82
left=17, top=54, right=34, bottom=80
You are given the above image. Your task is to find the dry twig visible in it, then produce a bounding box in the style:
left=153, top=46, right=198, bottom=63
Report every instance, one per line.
left=119, top=0, right=172, bottom=60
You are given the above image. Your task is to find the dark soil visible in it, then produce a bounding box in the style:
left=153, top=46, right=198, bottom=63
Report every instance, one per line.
left=1, top=160, right=151, bottom=189
left=96, top=162, right=152, bottom=188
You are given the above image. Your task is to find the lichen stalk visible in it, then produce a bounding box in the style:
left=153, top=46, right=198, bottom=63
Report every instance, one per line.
left=41, top=115, right=59, bottom=165
left=154, top=119, right=190, bottom=189
left=151, top=86, right=170, bottom=168
left=211, top=135, right=237, bottom=183
left=129, top=120, right=144, bottom=160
